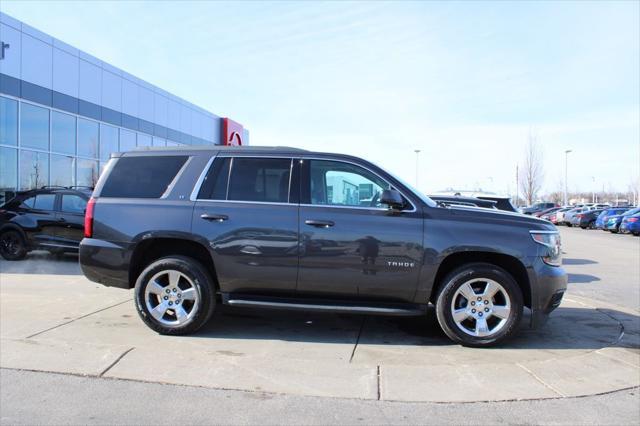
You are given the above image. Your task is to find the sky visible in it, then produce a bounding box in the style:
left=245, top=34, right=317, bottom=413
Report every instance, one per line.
left=2, top=0, right=638, bottom=197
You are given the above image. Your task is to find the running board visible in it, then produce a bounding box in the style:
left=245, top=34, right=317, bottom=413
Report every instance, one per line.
left=221, top=294, right=426, bottom=316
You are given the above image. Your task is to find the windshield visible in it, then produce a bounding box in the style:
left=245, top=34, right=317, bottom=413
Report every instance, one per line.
left=623, top=208, right=640, bottom=216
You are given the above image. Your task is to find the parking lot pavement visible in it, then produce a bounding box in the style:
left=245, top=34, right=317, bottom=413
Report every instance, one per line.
left=2, top=369, right=639, bottom=425
left=0, top=229, right=638, bottom=406
left=558, top=227, right=640, bottom=312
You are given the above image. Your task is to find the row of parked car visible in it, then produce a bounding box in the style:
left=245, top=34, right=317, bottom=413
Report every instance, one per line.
left=430, top=198, right=640, bottom=236
left=533, top=204, right=640, bottom=235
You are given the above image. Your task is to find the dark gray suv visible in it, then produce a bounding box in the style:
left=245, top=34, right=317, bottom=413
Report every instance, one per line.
left=80, top=146, right=567, bottom=347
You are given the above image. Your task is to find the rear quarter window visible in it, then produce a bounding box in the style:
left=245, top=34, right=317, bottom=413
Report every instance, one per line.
left=100, top=156, right=188, bottom=198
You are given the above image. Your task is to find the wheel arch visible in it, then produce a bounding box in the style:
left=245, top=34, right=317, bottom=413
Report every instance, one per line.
left=128, top=237, right=218, bottom=289
left=0, top=223, right=28, bottom=243
left=431, top=251, right=532, bottom=308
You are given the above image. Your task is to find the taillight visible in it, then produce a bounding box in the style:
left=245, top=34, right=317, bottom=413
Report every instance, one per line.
left=84, top=197, right=96, bottom=238
left=576, top=214, right=583, bottom=219
left=628, top=218, right=639, bottom=223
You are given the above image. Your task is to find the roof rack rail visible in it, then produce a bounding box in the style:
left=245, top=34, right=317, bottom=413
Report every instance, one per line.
left=38, top=185, right=94, bottom=191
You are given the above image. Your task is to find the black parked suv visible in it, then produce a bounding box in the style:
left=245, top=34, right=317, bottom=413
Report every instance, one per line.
left=0, top=187, right=91, bottom=260
left=80, top=146, right=567, bottom=347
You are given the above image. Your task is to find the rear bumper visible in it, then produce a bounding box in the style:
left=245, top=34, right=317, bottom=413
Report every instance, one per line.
left=79, top=238, right=130, bottom=289
left=527, top=258, right=568, bottom=328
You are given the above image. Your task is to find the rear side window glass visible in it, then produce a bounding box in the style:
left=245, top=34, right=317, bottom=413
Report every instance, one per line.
left=61, top=194, right=87, bottom=213
left=227, top=158, right=291, bottom=203
left=101, top=156, right=188, bottom=198
left=21, top=197, right=35, bottom=208
left=33, top=194, right=56, bottom=210
left=198, top=157, right=231, bottom=200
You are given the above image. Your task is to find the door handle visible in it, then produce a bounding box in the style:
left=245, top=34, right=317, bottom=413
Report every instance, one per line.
left=201, top=213, right=228, bottom=222
left=240, top=245, right=262, bottom=255
left=305, top=219, right=335, bottom=228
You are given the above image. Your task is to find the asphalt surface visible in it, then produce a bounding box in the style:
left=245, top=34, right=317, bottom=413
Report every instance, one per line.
left=560, top=226, right=639, bottom=311
left=0, top=226, right=638, bottom=425
left=1, top=369, right=638, bottom=425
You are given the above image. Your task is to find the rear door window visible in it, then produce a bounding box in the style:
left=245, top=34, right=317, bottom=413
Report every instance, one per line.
left=197, top=157, right=231, bottom=200
left=33, top=194, right=56, bottom=211
left=61, top=194, right=87, bottom=214
left=225, top=158, right=292, bottom=203
left=21, top=197, right=35, bottom=209
left=100, top=156, right=188, bottom=198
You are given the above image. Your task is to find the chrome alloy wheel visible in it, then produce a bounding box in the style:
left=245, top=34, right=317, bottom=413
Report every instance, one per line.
left=144, top=270, right=200, bottom=327
left=450, top=278, right=511, bottom=337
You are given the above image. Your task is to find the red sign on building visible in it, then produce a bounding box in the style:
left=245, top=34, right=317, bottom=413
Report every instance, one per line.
left=222, top=118, right=243, bottom=146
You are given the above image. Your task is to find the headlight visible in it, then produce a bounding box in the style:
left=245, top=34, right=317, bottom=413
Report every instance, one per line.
left=530, top=231, right=562, bottom=266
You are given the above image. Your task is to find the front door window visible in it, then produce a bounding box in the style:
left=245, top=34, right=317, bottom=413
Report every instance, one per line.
left=309, top=160, right=389, bottom=208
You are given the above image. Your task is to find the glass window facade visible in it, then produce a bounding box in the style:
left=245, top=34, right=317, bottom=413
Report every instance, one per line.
left=0, top=97, right=18, bottom=146
left=50, top=154, right=75, bottom=187
left=0, top=96, right=191, bottom=196
left=78, top=118, right=99, bottom=159
left=19, top=150, right=49, bottom=190
left=100, top=124, right=119, bottom=160
left=137, top=133, right=152, bottom=147
left=120, top=129, right=136, bottom=151
left=153, top=137, right=166, bottom=147
left=51, top=111, right=77, bottom=155
left=21, top=103, right=50, bottom=151
left=77, top=159, right=99, bottom=188
left=0, top=147, right=18, bottom=204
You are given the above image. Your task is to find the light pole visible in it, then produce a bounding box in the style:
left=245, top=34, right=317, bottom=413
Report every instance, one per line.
left=591, top=176, right=595, bottom=203
left=414, top=150, right=421, bottom=188
left=564, top=150, right=572, bottom=206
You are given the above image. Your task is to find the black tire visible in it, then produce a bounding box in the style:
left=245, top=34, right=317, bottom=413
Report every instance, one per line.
left=0, top=230, right=28, bottom=261
left=435, top=263, right=523, bottom=347
left=580, top=226, right=587, bottom=229
left=134, top=256, right=216, bottom=335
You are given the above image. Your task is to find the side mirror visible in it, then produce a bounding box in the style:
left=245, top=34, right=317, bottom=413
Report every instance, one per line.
left=381, top=189, right=404, bottom=210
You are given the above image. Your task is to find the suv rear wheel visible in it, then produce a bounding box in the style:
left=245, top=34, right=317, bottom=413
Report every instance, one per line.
left=0, top=230, right=28, bottom=261
left=436, top=263, right=523, bottom=347
left=134, top=256, right=216, bottom=335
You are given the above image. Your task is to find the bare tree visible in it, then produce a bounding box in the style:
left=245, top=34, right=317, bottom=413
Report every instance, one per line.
left=519, top=130, right=544, bottom=205
left=31, top=160, right=42, bottom=189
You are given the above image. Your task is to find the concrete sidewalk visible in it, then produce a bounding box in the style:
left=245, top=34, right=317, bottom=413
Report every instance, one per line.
left=1, top=257, right=638, bottom=402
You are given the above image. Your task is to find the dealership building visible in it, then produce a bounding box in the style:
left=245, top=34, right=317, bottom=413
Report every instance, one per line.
left=0, top=12, right=248, bottom=203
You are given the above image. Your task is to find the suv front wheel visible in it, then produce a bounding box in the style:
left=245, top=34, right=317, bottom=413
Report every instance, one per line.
left=436, top=263, right=523, bottom=347
left=134, top=256, right=216, bottom=335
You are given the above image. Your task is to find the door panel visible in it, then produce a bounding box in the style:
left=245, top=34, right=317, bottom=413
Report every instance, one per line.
left=193, top=202, right=299, bottom=294
left=56, top=193, right=88, bottom=246
left=298, top=206, right=423, bottom=301
left=191, top=156, right=299, bottom=295
left=297, top=158, right=423, bottom=302
left=19, top=194, right=60, bottom=247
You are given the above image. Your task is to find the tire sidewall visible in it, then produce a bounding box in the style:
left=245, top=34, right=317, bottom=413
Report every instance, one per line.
left=436, top=263, right=524, bottom=347
left=0, top=230, right=28, bottom=261
left=134, top=256, right=215, bottom=335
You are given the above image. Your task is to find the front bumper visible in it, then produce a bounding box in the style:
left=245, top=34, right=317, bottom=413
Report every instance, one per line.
left=527, top=257, right=568, bottom=328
